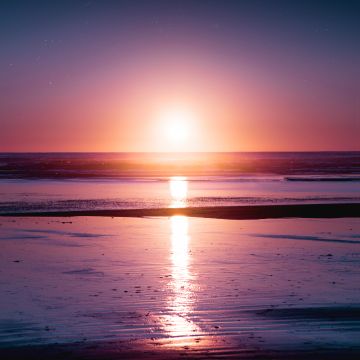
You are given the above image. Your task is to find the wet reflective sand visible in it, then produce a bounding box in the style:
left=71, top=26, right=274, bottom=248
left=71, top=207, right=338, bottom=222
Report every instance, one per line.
left=0, top=216, right=359, bottom=358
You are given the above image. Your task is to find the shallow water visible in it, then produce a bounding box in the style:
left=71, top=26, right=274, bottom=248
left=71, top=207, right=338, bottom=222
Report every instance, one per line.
left=0, top=216, right=359, bottom=353
left=1, top=152, right=359, bottom=213
left=1, top=177, right=359, bottom=213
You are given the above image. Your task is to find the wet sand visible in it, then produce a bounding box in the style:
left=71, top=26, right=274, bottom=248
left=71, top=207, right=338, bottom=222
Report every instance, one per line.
left=1, top=202, right=360, bottom=220
left=1, top=341, right=360, bottom=359
left=0, top=216, right=359, bottom=359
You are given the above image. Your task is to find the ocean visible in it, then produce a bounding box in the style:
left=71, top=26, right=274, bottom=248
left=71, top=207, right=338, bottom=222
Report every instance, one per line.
left=1, top=152, right=359, bottom=357
left=0, top=152, right=359, bottom=213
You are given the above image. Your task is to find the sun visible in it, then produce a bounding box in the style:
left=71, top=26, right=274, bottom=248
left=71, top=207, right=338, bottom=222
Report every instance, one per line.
left=160, top=107, right=194, bottom=144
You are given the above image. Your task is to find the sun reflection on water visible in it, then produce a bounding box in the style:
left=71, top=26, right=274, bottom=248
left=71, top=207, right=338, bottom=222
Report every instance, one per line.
left=161, top=215, right=199, bottom=343
left=169, top=176, right=188, bottom=208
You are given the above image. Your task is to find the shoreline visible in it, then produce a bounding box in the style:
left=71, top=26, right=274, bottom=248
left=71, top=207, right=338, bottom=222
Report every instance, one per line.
left=1, top=203, right=359, bottom=220
left=2, top=342, right=360, bottom=360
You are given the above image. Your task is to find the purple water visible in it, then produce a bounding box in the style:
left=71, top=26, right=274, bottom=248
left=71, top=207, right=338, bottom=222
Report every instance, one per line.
left=0, top=152, right=359, bottom=213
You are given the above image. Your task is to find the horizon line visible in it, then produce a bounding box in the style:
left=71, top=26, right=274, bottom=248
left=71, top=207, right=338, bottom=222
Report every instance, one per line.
left=0, top=150, right=360, bottom=154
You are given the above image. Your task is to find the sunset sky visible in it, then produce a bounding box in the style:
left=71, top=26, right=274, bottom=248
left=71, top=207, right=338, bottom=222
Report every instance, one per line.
left=0, top=0, right=359, bottom=152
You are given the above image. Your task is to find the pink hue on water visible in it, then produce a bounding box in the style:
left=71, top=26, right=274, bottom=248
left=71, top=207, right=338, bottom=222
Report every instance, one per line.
left=0, top=216, right=359, bottom=352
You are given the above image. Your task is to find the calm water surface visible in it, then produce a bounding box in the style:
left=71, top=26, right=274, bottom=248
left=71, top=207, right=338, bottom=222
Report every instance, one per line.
left=0, top=216, right=359, bottom=351
left=0, top=152, right=359, bottom=213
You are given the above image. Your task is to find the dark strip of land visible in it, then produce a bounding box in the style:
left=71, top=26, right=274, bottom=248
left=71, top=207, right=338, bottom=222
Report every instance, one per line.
left=0, top=203, right=359, bottom=220
left=2, top=343, right=360, bottom=360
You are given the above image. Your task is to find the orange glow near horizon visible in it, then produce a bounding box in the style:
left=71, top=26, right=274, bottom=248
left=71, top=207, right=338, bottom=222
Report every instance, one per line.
left=2, top=57, right=358, bottom=152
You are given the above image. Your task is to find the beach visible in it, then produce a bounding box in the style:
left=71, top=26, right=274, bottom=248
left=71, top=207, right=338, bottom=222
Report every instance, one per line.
left=1, top=215, right=359, bottom=359
left=0, top=152, right=359, bottom=358
left=1, top=0, right=359, bottom=355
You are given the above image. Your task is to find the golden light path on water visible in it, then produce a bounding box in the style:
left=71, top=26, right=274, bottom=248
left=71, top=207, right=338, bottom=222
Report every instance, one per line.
left=169, top=176, right=188, bottom=208
left=160, top=177, right=200, bottom=346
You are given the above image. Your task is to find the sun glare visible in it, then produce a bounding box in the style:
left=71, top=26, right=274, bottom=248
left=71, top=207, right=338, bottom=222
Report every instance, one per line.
left=169, top=176, right=188, bottom=208
left=160, top=215, right=200, bottom=341
left=159, top=107, right=194, bottom=144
